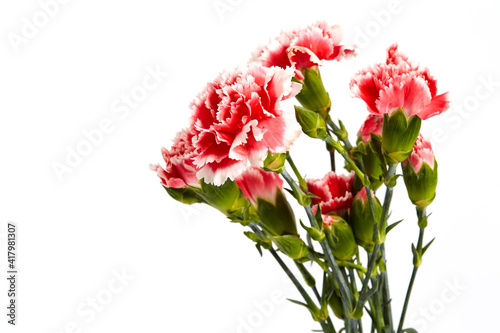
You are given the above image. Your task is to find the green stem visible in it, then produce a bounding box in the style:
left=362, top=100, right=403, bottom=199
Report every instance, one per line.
left=324, top=136, right=370, bottom=187
left=282, top=169, right=354, bottom=313
left=337, top=261, right=367, bottom=274
left=356, top=243, right=380, bottom=312
left=326, top=118, right=353, bottom=152
left=380, top=244, right=393, bottom=332
left=286, top=153, right=307, bottom=190
left=378, top=164, right=397, bottom=333
left=397, top=210, right=427, bottom=333
left=268, top=248, right=333, bottom=333
left=349, top=268, right=362, bottom=333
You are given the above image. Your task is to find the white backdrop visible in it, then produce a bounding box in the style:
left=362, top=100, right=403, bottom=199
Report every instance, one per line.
left=1, top=0, right=499, bottom=332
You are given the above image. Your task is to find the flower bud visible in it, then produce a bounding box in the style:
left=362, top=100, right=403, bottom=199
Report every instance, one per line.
left=328, top=290, right=345, bottom=319
left=236, top=167, right=298, bottom=236
left=382, top=109, right=422, bottom=165
left=350, top=188, right=384, bottom=252
left=294, top=105, right=328, bottom=140
left=263, top=152, right=287, bottom=174
left=197, top=179, right=248, bottom=218
left=163, top=186, right=204, bottom=205
left=294, top=68, right=331, bottom=119
left=273, top=235, right=309, bottom=260
left=402, top=134, right=438, bottom=209
left=323, top=215, right=357, bottom=260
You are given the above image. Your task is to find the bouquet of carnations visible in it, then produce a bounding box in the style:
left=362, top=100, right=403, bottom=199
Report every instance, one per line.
left=151, top=21, right=448, bottom=333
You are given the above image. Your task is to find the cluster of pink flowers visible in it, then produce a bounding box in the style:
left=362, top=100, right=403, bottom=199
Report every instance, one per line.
left=350, top=44, right=449, bottom=120
left=153, top=21, right=354, bottom=188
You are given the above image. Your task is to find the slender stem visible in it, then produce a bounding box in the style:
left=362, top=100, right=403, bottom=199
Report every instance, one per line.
left=337, top=261, right=367, bottom=274
left=380, top=244, right=393, bottom=332
left=357, top=158, right=377, bottom=223
left=325, top=125, right=336, bottom=172
left=397, top=266, right=419, bottom=333
left=312, top=284, right=337, bottom=333
left=268, top=248, right=333, bottom=333
left=349, top=268, right=362, bottom=333
left=378, top=164, right=397, bottom=333
left=326, top=118, right=353, bottom=152
left=325, top=136, right=370, bottom=187
left=329, top=150, right=336, bottom=172
left=282, top=169, right=354, bottom=313
left=397, top=210, right=427, bottom=333
left=308, top=206, right=354, bottom=311
left=357, top=244, right=380, bottom=301
left=285, top=153, right=307, bottom=190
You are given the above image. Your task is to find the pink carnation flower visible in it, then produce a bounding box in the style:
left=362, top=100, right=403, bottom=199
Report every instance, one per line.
left=191, top=63, right=302, bottom=185
left=357, top=114, right=383, bottom=143
left=404, top=134, right=435, bottom=173
left=306, top=171, right=355, bottom=216
left=150, top=128, right=200, bottom=189
left=235, top=167, right=284, bottom=206
left=350, top=44, right=449, bottom=120
left=253, top=21, right=354, bottom=80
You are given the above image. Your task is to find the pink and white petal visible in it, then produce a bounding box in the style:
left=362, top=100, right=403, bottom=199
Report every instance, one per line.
left=287, top=46, right=323, bottom=71
left=196, top=158, right=248, bottom=186
left=350, top=72, right=383, bottom=115
left=256, top=111, right=301, bottom=154
left=265, top=66, right=296, bottom=107
left=376, top=76, right=432, bottom=117
left=192, top=131, right=231, bottom=167
left=291, top=26, right=334, bottom=60
left=418, top=92, right=450, bottom=120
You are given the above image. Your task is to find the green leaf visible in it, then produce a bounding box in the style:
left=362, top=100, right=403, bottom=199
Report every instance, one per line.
left=422, top=237, right=436, bottom=255
left=244, top=231, right=259, bottom=242
left=255, top=243, right=263, bottom=257
left=402, top=329, right=419, bottom=333
left=386, top=219, right=403, bottom=234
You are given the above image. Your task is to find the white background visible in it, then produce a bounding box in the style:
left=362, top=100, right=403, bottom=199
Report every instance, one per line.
left=1, top=0, right=499, bottom=332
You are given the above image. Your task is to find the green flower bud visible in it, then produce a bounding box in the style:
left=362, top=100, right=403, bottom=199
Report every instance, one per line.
left=350, top=188, right=384, bottom=252
left=328, top=290, right=345, bottom=319
left=273, top=235, right=309, bottom=260
left=263, top=152, right=287, bottom=173
left=382, top=109, right=422, bottom=165
left=294, top=68, right=331, bottom=119
left=402, top=135, right=438, bottom=210
left=295, top=105, right=328, bottom=140
left=163, top=186, right=204, bottom=205
left=323, top=215, right=357, bottom=260
left=197, top=180, right=248, bottom=218
left=350, top=141, right=384, bottom=192
left=236, top=167, right=298, bottom=236
left=257, top=190, right=298, bottom=236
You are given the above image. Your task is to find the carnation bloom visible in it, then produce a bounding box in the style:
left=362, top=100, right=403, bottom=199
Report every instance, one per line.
left=350, top=44, right=449, bottom=120
left=253, top=21, right=354, bottom=80
left=191, top=63, right=302, bottom=185
left=404, top=134, right=435, bottom=173
left=150, top=128, right=200, bottom=188
left=235, top=166, right=284, bottom=206
left=357, top=114, right=383, bottom=143
left=306, top=171, right=355, bottom=216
